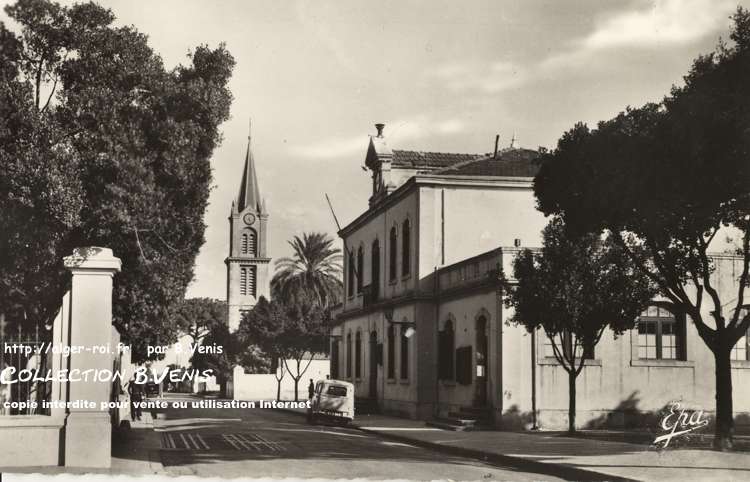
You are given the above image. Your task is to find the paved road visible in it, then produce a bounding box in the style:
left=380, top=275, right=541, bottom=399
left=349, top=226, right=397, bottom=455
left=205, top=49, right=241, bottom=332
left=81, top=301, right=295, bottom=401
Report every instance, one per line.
left=154, top=396, right=564, bottom=480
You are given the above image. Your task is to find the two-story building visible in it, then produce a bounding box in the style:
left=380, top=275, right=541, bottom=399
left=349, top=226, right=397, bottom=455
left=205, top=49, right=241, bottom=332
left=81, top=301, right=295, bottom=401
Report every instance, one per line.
left=331, top=123, right=750, bottom=430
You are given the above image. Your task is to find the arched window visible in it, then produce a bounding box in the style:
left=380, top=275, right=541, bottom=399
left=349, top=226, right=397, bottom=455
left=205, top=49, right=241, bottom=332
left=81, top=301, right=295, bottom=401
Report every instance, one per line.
left=346, top=332, right=352, bottom=378
left=731, top=306, right=750, bottom=361
left=400, top=325, right=409, bottom=380
left=240, top=229, right=257, bottom=255
left=387, top=325, right=395, bottom=379
left=347, top=250, right=355, bottom=297
left=402, top=219, right=411, bottom=277
left=371, top=239, right=380, bottom=298
left=637, top=305, right=684, bottom=360
left=355, top=331, right=362, bottom=378
left=439, top=319, right=455, bottom=380
left=357, top=246, right=364, bottom=294
left=389, top=227, right=397, bottom=281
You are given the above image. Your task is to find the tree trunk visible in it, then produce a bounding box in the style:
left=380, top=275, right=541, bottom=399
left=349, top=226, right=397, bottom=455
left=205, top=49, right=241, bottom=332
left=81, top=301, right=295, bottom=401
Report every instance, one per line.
left=276, top=378, right=281, bottom=402
left=568, top=370, right=576, bottom=434
left=293, top=378, right=299, bottom=402
left=713, top=346, right=734, bottom=450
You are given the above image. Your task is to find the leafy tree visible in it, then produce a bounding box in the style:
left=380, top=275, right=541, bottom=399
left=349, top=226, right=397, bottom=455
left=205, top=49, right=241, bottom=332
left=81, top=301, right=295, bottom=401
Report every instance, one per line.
left=280, top=299, right=329, bottom=401
left=184, top=298, right=270, bottom=396
left=534, top=9, right=750, bottom=449
left=0, top=0, right=234, bottom=362
left=238, top=297, right=292, bottom=401
left=239, top=296, right=329, bottom=401
left=173, top=298, right=227, bottom=348
left=271, top=232, right=343, bottom=308
left=190, top=321, right=235, bottom=397
left=505, top=217, right=656, bottom=433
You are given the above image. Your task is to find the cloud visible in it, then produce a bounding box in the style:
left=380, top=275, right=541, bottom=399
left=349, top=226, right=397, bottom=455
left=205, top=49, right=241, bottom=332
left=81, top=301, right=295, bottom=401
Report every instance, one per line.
left=541, top=0, right=735, bottom=71
left=289, top=115, right=466, bottom=160
left=428, top=60, right=526, bottom=94
left=583, top=0, right=735, bottom=50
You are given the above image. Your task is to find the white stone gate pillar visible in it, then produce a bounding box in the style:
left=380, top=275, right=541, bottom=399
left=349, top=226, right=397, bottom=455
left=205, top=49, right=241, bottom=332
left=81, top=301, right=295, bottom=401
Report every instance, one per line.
left=63, top=247, right=121, bottom=468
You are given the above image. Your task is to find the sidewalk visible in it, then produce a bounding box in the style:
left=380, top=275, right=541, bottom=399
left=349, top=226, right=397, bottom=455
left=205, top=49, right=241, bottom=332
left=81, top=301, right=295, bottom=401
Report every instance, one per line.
left=2, top=411, right=166, bottom=476
left=287, top=406, right=750, bottom=482
left=111, top=410, right=167, bottom=475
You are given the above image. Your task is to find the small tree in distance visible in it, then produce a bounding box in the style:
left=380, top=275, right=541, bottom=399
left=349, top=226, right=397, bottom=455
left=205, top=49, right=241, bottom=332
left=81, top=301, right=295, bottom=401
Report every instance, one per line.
left=239, top=297, right=291, bottom=401
left=505, top=216, right=656, bottom=433
left=281, top=300, right=329, bottom=401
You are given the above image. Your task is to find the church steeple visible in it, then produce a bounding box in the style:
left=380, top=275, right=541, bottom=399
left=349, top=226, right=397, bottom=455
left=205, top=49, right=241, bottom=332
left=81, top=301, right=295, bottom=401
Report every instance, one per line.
left=225, top=118, right=271, bottom=331
left=235, top=120, right=264, bottom=214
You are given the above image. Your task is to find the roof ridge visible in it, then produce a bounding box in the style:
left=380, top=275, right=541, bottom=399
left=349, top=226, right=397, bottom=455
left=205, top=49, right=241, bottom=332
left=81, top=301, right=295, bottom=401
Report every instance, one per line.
left=392, top=148, right=483, bottom=156
left=432, top=155, right=489, bottom=174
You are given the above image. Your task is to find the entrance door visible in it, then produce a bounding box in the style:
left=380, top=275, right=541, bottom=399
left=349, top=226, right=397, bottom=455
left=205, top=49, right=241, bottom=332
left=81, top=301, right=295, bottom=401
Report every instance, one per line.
left=474, top=316, right=488, bottom=406
left=369, top=331, right=378, bottom=399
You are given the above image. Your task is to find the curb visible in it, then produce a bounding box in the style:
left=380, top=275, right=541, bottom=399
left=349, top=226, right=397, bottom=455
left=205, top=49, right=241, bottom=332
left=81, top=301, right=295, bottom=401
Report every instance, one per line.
left=278, top=407, right=634, bottom=482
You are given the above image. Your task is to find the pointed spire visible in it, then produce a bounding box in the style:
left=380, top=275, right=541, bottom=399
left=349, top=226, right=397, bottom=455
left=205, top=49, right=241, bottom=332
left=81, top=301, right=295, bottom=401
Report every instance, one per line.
left=236, top=118, right=262, bottom=213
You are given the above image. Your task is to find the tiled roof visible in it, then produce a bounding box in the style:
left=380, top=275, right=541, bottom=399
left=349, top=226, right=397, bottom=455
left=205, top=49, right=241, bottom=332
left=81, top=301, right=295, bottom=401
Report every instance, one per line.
left=392, top=150, right=483, bottom=170
left=435, top=148, right=541, bottom=177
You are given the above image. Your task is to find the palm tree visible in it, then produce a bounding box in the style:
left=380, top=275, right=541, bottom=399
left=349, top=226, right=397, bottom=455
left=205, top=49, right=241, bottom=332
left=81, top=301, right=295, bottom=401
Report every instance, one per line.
left=271, top=232, right=343, bottom=308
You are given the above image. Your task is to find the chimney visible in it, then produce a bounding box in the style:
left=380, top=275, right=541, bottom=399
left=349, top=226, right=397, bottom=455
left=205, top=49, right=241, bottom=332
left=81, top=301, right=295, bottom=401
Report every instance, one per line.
left=375, top=123, right=385, bottom=138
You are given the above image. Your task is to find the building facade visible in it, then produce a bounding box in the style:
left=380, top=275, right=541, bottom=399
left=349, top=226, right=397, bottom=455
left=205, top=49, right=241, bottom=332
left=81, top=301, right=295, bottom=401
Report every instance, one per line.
left=331, top=124, right=750, bottom=430
left=225, top=125, right=271, bottom=331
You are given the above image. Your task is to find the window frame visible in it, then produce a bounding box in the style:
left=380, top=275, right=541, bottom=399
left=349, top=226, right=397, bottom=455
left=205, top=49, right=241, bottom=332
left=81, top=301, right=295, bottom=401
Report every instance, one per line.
left=387, top=324, right=395, bottom=379
left=438, top=319, right=455, bottom=381
left=346, top=332, right=352, bottom=379
left=389, top=226, right=398, bottom=282
left=636, top=304, right=685, bottom=361
left=356, top=245, right=364, bottom=294
left=355, top=330, right=362, bottom=379
left=399, top=324, right=409, bottom=380
left=401, top=219, right=411, bottom=278
left=347, top=251, right=355, bottom=298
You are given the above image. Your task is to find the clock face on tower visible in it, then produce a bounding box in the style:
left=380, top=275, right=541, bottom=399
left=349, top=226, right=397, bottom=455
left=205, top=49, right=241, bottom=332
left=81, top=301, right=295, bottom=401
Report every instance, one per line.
left=243, top=213, right=256, bottom=225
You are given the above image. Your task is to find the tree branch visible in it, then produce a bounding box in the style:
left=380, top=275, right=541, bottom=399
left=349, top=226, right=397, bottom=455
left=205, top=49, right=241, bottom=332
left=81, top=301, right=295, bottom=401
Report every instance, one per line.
left=731, top=228, right=750, bottom=333
left=697, top=235, right=724, bottom=330
left=40, top=76, right=58, bottom=114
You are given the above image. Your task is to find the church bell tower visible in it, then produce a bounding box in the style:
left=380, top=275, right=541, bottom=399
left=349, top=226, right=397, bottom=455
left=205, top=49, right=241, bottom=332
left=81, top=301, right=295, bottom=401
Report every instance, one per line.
left=225, top=121, right=271, bottom=331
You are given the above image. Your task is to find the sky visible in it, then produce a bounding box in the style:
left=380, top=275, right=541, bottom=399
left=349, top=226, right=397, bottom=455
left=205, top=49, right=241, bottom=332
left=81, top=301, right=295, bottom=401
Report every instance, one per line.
left=2, top=0, right=747, bottom=300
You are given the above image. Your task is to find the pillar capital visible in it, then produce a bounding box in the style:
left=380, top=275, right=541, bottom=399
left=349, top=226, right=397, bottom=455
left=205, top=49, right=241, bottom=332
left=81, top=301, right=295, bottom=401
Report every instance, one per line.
left=64, top=247, right=122, bottom=274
